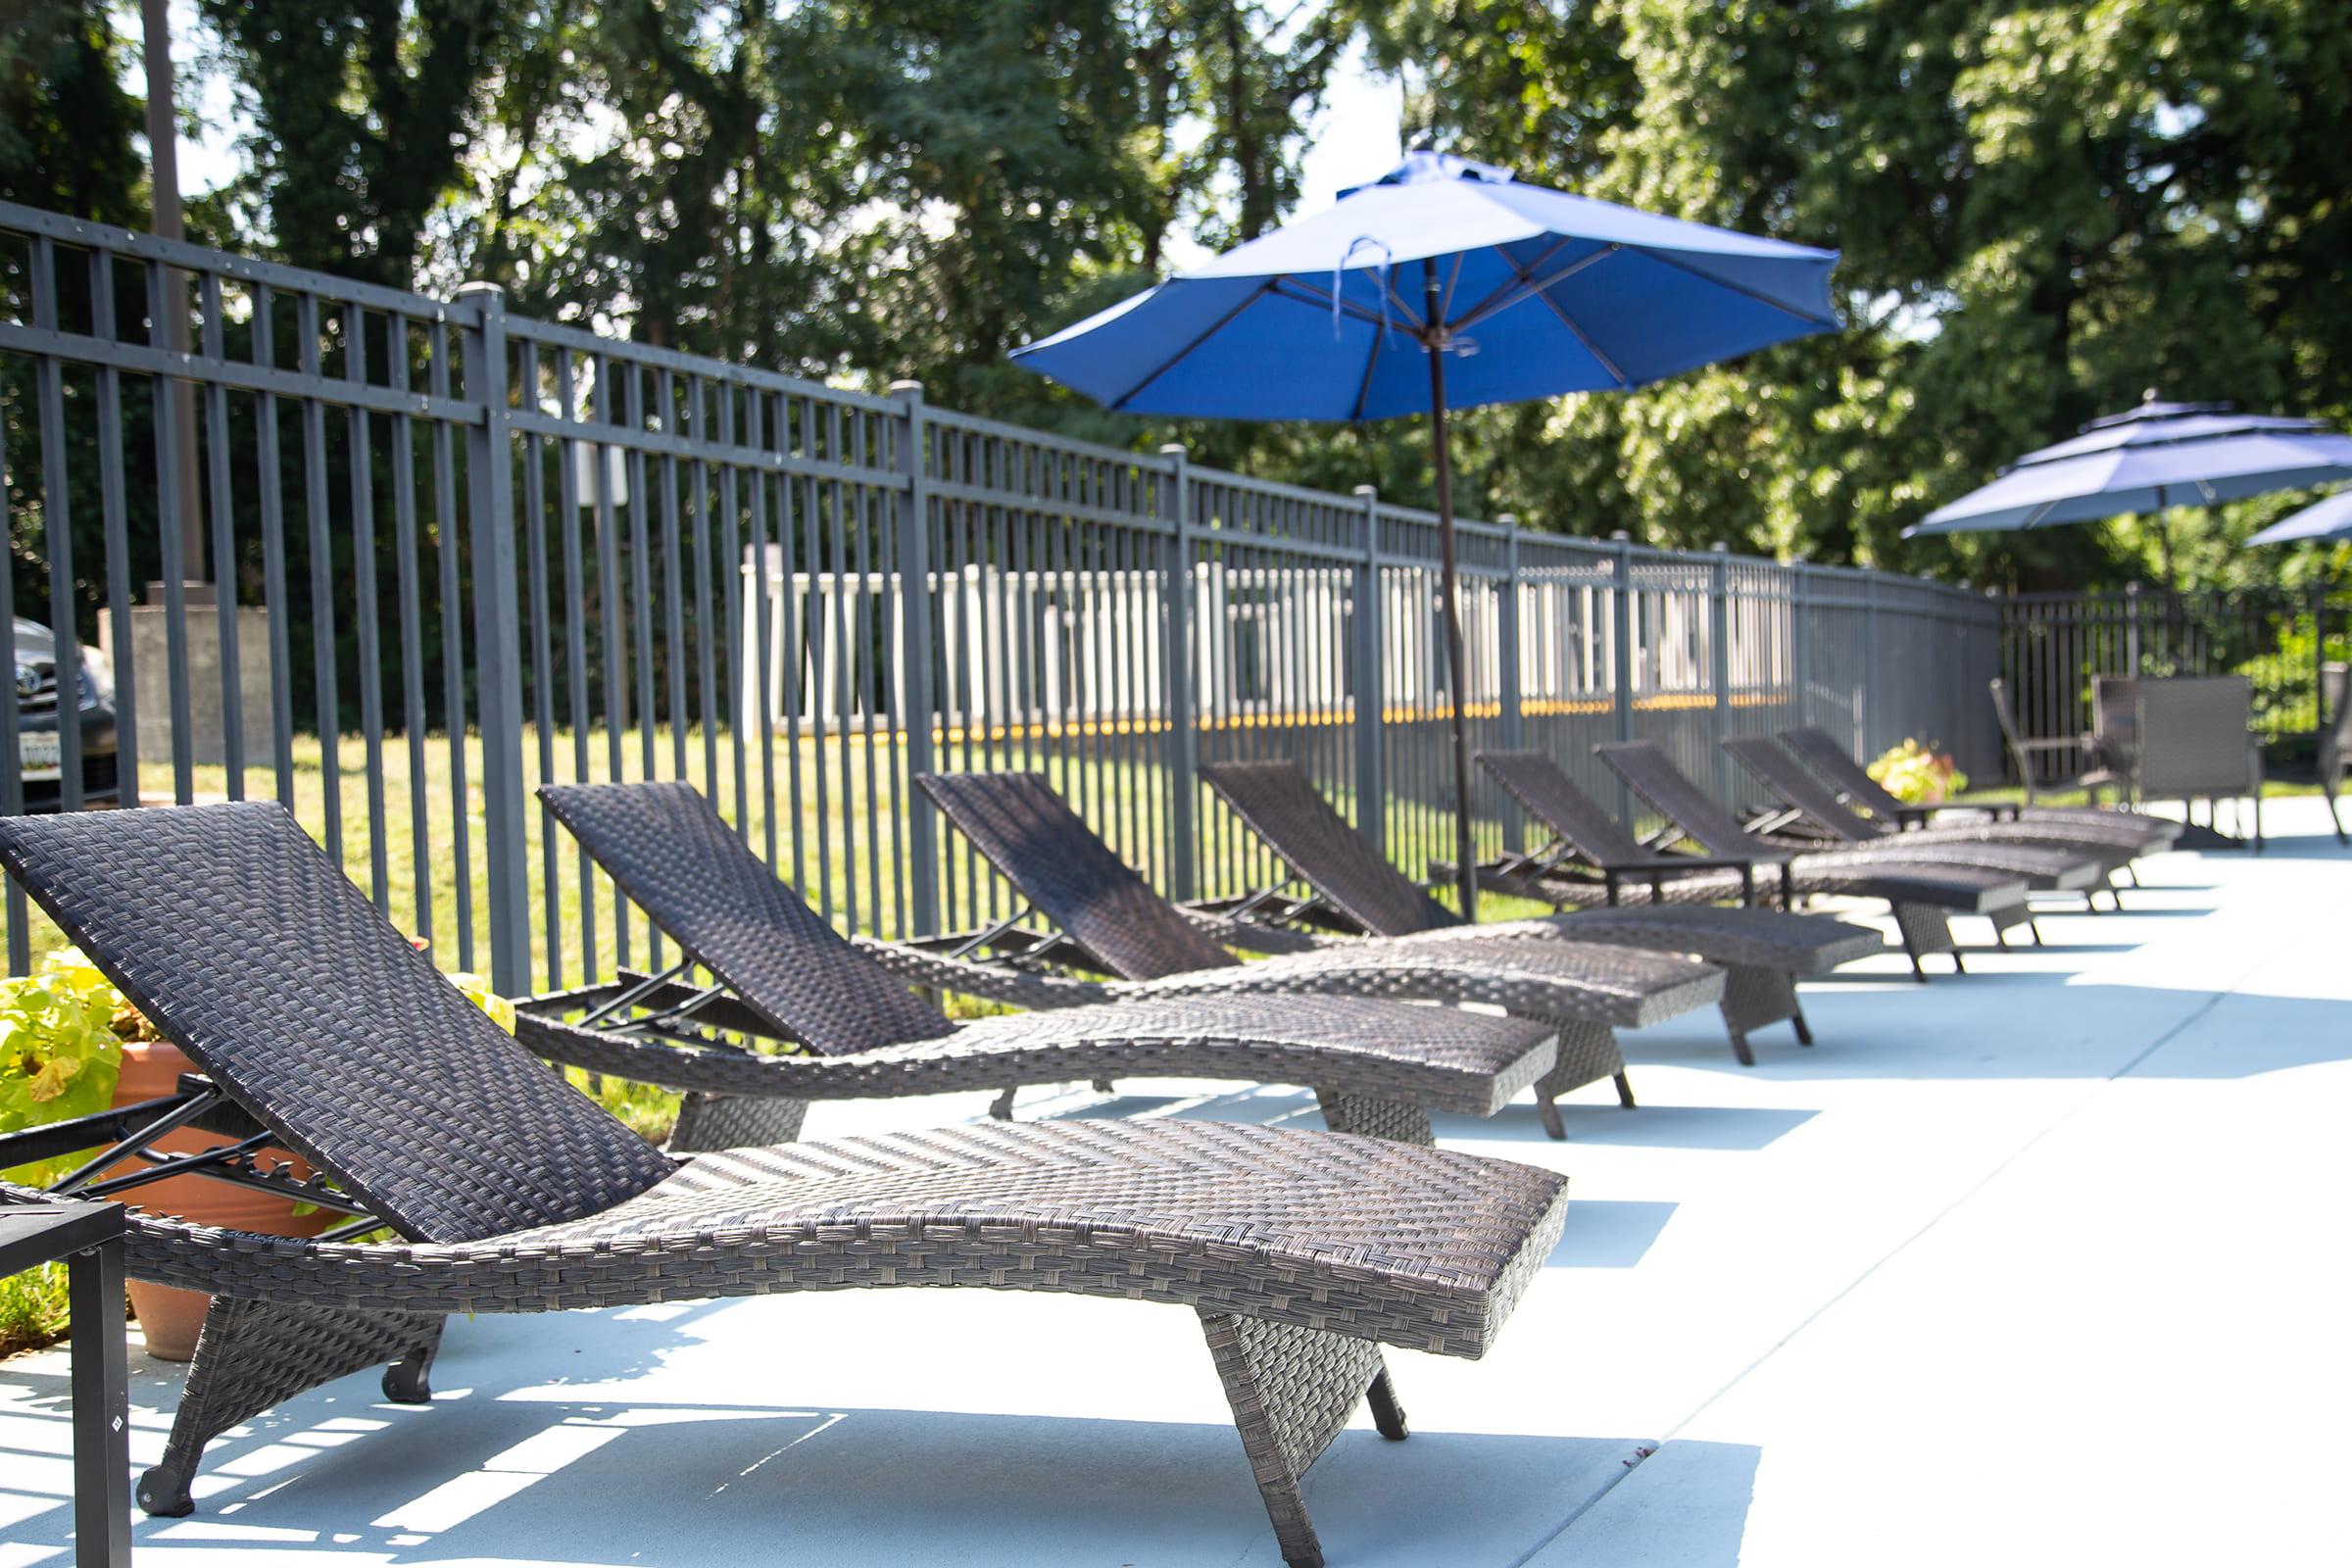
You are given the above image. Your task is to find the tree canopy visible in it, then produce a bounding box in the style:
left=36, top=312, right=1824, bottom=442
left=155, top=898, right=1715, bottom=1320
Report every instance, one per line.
left=16, top=0, right=2352, bottom=588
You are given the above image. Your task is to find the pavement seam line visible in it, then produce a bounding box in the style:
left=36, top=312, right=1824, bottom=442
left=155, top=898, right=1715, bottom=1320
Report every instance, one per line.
left=1646, top=868, right=2352, bottom=1455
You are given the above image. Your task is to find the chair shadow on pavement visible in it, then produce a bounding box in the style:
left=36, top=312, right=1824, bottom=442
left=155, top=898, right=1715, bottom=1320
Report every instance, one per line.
left=0, top=1351, right=1668, bottom=1568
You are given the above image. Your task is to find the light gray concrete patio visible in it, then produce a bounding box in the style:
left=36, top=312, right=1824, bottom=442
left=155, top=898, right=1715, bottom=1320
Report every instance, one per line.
left=2, top=798, right=2346, bottom=1567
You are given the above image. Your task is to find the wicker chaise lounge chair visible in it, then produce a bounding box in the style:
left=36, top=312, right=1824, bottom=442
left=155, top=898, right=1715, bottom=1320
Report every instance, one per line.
left=544, top=779, right=1720, bottom=1143
left=1778, top=725, right=2180, bottom=855
left=1593, top=741, right=2033, bottom=977
left=916, top=767, right=1786, bottom=1077
left=1717, top=735, right=2119, bottom=913
left=528, top=781, right=1562, bottom=1152
left=0, top=804, right=1571, bottom=1568
left=2321, top=663, right=2350, bottom=846
left=1160, top=760, right=1879, bottom=1069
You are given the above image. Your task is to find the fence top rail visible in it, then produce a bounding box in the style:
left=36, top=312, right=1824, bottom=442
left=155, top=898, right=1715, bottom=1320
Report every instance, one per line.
left=504, top=313, right=902, bottom=413
left=0, top=199, right=466, bottom=322
left=924, top=403, right=1184, bottom=468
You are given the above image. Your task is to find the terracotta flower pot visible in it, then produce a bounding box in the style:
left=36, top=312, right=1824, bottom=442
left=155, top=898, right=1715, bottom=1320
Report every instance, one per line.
left=108, top=1037, right=333, bottom=1361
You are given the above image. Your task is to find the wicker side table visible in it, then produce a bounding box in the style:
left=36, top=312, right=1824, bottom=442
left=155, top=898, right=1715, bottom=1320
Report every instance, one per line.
left=0, top=1200, right=130, bottom=1567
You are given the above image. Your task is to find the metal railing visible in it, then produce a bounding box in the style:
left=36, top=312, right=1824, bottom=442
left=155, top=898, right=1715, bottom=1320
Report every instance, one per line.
left=1998, top=582, right=2349, bottom=778
left=0, top=200, right=2002, bottom=989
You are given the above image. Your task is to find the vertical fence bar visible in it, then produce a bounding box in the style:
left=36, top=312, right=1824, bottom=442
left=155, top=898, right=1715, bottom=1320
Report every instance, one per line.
left=457, top=282, right=532, bottom=995
left=0, top=376, right=24, bottom=970
left=1495, top=514, right=1525, bottom=852
left=1159, top=443, right=1196, bottom=899
left=1709, top=542, right=1733, bottom=800
left=1350, top=485, right=1385, bottom=851
left=1863, top=571, right=1882, bottom=760
left=1790, top=561, right=1811, bottom=734
left=145, top=261, right=196, bottom=806
left=29, top=238, right=85, bottom=815
left=891, top=380, right=940, bottom=938
left=1610, top=532, right=1636, bottom=821
left=91, top=256, right=139, bottom=810
left=254, top=289, right=297, bottom=808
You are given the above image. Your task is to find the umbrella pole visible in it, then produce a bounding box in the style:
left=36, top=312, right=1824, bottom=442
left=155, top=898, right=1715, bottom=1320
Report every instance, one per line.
left=1424, top=268, right=1479, bottom=920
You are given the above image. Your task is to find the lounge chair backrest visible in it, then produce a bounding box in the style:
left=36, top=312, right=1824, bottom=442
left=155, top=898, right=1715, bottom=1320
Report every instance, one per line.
left=0, top=804, right=674, bottom=1243
left=1198, top=760, right=1459, bottom=937
left=1475, top=751, right=1647, bottom=864
left=1780, top=727, right=1910, bottom=821
left=1720, top=735, right=1879, bottom=843
left=1593, top=740, right=1763, bottom=858
left=539, top=781, right=958, bottom=1055
left=916, top=771, right=1236, bottom=981
left=2320, top=663, right=2349, bottom=780
left=2134, top=675, right=2257, bottom=798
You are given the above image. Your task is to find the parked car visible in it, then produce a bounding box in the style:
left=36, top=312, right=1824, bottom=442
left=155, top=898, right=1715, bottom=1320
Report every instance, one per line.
left=13, top=618, right=119, bottom=810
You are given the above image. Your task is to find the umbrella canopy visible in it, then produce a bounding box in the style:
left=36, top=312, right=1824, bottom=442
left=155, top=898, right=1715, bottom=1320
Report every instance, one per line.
left=1015, top=152, right=1840, bottom=420
left=1906, top=397, right=2352, bottom=537
left=2247, top=490, right=2352, bottom=546
left=1012, top=151, right=1840, bottom=914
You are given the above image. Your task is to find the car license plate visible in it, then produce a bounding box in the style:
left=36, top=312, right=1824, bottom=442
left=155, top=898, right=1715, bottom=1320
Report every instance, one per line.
left=19, top=732, right=60, bottom=780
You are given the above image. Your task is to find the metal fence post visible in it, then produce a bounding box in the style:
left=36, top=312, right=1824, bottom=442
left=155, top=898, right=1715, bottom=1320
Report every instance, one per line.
left=1158, top=443, right=1198, bottom=900
left=1862, top=571, right=1882, bottom=760
left=1352, top=484, right=1386, bottom=851
left=890, top=380, right=939, bottom=939
left=1610, top=531, right=1636, bottom=822
left=1789, top=561, right=1811, bottom=733
left=1709, top=542, right=1733, bottom=800
left=1496, top=514, right=1525, bottom=851
left=2125, top=579, right=2142, bottom=673
left=456, top=282, right=532, bottom=995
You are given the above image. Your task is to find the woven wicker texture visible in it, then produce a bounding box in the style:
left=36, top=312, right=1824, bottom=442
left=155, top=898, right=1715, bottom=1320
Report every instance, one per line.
left=539, top=780, right=960, bottom=1054
left=0, top=804, right=675, bottom=1244
left=1200, top=761, right=1457, bottom=935
left=918, top=767, right=1719, bottom=1030
left=1721, top=736, right=2130, bottom=881
left=1596, top=742, right=2032, bottom=912
left=917, top=770, right=1238, bottom=979
left=1778, top=727, right=2175, bottom=850
left=1477, top=750, right=1651, bottom=865
left=4, top=1117, right=1570, bottom=1359
left=1396, top=909, right=1884, bottom=976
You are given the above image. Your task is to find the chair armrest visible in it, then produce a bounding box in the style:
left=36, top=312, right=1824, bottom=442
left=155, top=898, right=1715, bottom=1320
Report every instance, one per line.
left=849, top=937, right=1111, bottom=1009
left=1602, top=856, right=1758, bottom=907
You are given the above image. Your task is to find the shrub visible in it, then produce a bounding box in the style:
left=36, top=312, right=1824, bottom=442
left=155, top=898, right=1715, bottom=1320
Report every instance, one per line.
left=1868, top=738, right=1968, bottom=805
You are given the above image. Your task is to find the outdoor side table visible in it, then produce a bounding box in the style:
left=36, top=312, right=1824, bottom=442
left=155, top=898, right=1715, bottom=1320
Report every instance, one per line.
left=0, top=1200, right=131, bottom=1567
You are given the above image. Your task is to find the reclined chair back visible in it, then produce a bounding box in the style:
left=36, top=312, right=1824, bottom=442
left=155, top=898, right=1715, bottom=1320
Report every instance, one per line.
left=1593, top=741, right=1771, bottom=860
left=0, top=805, right=675, bottom=1244
left=540, top=782, right=960, bottom=1055
left=1719, top=735, right=1883, bottom=843
left=1197, top=761, right=1459, bottom=937
left=915, top=771, right=1237, bottom=981
left=1475, top=751, right=1650, bottom=866
left=1779, top=727, right=1913, bottom=822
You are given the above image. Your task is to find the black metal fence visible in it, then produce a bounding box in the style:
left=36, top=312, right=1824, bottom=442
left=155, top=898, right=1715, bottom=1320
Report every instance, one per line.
left=1997, top=582, right=2350, bottom=778
left=0, top=199, right=2002, bottom=991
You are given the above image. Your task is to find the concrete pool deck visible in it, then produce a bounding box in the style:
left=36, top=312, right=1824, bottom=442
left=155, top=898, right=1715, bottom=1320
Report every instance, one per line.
left=3, top=797, right=2346, bottom=1566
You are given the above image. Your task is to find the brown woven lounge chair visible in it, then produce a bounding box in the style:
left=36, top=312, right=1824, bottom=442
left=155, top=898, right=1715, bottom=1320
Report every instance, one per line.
left=1154, top=760, right=1877, bottom=1070
left=529, top=781, right=1563, bottom=1152
left=1717, top=735, right=2118, bottom=914
left=0, top=803, right=1571, bottom=1568
left=1989, top=676, right=2132, bottom=808
left=1593, top=740, right=2033, bottom=978
left=917, top=767, right=1769, bottom=1082
left=1778, top=724, right=2180, bottom=858
left=2322, top=662, right=2350, bottom=846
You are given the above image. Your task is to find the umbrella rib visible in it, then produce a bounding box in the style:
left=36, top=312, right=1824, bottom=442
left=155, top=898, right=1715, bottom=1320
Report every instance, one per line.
left=1348, top=317, right=1386, bottom=423
left=1642, top=249, right=1842, bottom=329
left=1104, top=278, right=1279, bottom=413
left=1531, top=286, right=1633, bottom=389
left=1454, top=246, right=1620, bottom=336
left=1270, top=275, right=1403, bottom=330
left=1446, top=235, right=1577, bottom=327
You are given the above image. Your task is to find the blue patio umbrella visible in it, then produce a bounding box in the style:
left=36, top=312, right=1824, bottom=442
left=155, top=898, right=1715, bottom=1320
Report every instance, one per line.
left=1011, top=151, right=1841, bottom=912
left=2247, top=490, right=2352, bottom=546
left=1904, top=394, right=2352, bottom=592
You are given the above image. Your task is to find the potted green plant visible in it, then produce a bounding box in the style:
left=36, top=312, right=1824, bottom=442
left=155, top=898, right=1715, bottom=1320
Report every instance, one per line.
left=1867, top=737, right=1968, bottom=806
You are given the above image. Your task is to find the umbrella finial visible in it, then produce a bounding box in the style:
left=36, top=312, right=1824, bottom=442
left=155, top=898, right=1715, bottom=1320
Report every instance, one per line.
left=2143, top=386, right=2161, bottom=404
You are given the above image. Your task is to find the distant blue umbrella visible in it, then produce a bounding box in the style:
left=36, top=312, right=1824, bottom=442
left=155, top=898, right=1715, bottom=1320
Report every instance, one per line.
left=2247, top=490, right=2352, bottom=547
left=1012, top=151, right=1840, bottom=911
left=1905, top=394, right=2352, bottom=592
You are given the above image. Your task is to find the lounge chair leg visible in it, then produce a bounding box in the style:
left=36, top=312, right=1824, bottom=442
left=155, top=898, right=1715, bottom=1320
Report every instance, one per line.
left=1091, top=1078, right=1116, bottom=1095
left=1950, top=951, right=1967, bottom=975
left=1790, top=1004, right=1814, bottom=1047
left=1198, top=1310, right=1390, bottom=1568
left=2031, top=919, right=2045, bottom=947
left=140, top=1298, right=443, bottom=1518
left=1891, top=904, right=1952, bottom=984
left=668, top=1093, right=808, bottom=1153
left=1719, top=965, right=1800, bottom=1067
left=2128, top=864, right=2144, bottom=887
left=1528, top=1018, right=1630, bottom=1138
left=1535, top=1095, right=1566, bottom=1139
left=988, top=1086, right=1018, bottom=1121
left=2083, top=891, right=2100, bottom=914
left=1614, top=1072, right=1638, bottom=1109
left=1366, top=1368, right=1409, bottom=1440
left=1315, top=1091, right=1436, bottom=1146
left=382, top=1328, right=442, bottom=1403
left=1995, top=925, right=2009, bottom=949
